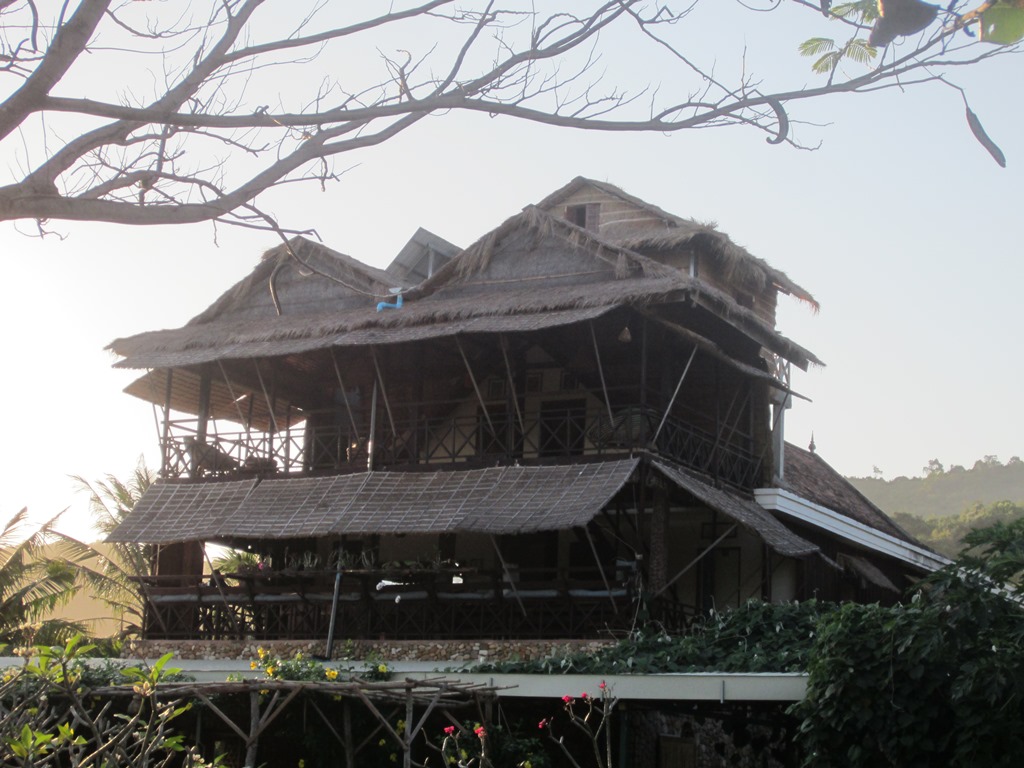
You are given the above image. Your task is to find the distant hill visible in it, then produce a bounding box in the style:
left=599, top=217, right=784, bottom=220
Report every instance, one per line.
left=847, top=457, right=1024, bottom=519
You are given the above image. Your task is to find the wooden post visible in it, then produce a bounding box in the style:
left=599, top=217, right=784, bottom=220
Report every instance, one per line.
left=648, top=486, right=669, bottom=596
left=244, top=690, right=260, bottom=768
left=589, top=322, right=615, bottom=427
left=343, top=698, right=355, bottom=768
left=161, top=369, right=173, bottom=476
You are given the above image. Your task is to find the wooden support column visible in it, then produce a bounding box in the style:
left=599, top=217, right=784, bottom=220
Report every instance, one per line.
left=191, top=369, right=212, bottom=480
left=367, top=381, right=378, bottom=472
left=639, top=318, right=648, bottom=444
left=343, top=699, right=356, bottom=768
left=648, top=485, right=670, bottom=596
left=589, top=322, right=615, bottom=426
left=161, top=369, right=173, bottom=476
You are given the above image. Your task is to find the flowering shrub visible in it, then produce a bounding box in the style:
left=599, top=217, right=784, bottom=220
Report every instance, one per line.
left=249, top=648, right=347, bottom=682
left=537, top=682, right=615, bottom=768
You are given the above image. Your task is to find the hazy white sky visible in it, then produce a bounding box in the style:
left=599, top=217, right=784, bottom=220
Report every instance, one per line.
left=0, top=2, right=1020, bottom=538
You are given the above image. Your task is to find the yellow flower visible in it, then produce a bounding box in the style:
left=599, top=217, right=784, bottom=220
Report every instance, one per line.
left=250, top=661, right=258, bottom=670
left=396, top=719, right=406, bottom=734
left=389, top=754, right=397, bottom=763
left=295, top=652, right=302, bottom=661
left=298, top=761, right=305, bottom=768
left=266, top=665, right=277, bottom=677
left=257, top=647, right=266, bottom=659
left=325, top=668, right=339, bottom=681
left=379, top=738, right=387, bottom=747
left=378, top=663, right=388, bottom=674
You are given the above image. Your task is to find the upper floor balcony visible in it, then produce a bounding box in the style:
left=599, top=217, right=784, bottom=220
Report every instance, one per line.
left=160, top=397, right=764, bottom=489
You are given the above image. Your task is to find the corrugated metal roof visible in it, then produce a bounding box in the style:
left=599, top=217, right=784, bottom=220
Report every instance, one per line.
left=108, top=460, right=639, bottom=543
left=651, top=460, right=819, bottom=558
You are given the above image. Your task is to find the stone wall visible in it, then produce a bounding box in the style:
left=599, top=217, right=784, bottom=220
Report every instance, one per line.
left=629, top=706, right=796, bottom=768
left=126, top=637, right=615, bottom=663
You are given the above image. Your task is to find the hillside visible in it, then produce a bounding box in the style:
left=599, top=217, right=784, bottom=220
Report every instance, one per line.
left=848, top=457, right=1024, bottom=519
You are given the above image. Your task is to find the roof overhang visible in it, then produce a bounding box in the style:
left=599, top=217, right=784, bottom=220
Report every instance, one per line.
left=651, top=461, right=819, bottom=558
left=108, top=460, right=639, bottom=544
left=754, top=488, right=950, bottom=572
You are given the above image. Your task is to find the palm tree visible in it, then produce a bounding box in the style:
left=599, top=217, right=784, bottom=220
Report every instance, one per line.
left=0, top=508, right=88, bottom=645
left=72, top=459, right=155, bottom=638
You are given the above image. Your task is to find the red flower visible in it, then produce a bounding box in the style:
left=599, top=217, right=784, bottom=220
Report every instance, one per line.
left=443, top=726, right=456, bottom=735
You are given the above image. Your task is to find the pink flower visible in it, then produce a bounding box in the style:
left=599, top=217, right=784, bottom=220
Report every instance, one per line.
left=599, top=681, right=607, bottom=690
left=581, top=692, right=588, bottom=699
left=443, top=726, right=456, bottom=735
left=538, top=719, right=548, bottom=729
left=561, top=695, right=573, bottom=704
left=474, top=726, right=486, bottom=737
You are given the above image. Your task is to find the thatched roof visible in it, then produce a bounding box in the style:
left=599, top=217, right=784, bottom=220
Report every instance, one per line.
left=107, top=459, right=640, bottom=544
left=537, top=177, right=818, bottom=310
left=188, top=236, right=393, bottom=326
left=781, top=444, right=924, bottom=547
left=109, top=206, right=822, bottom=371
left=651, top=459, right=819, bottom=558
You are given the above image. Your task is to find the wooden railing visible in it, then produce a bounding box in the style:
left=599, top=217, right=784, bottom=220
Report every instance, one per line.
left=135, top=568, right=651, bottom=641
left=161, top=404, right=761, bottom=488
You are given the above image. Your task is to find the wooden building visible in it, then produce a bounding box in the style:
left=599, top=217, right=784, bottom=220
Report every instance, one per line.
left=107, top=178, right=944, bottom=643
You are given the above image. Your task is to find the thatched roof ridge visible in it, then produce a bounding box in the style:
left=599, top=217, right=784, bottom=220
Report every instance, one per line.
left=408, top=205, right=678, bottom=301
left=536, top=176, right=685, bottom=225
left=537, top=177, right=817, bottom=310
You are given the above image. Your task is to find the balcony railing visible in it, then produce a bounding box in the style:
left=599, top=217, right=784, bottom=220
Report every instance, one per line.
left=162, top=404, right=761, bottom=488
left=136, top=567, right=664, bottom=641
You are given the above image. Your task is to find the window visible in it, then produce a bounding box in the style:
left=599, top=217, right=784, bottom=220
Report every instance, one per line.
left=564, top=203, right=600, bottom=231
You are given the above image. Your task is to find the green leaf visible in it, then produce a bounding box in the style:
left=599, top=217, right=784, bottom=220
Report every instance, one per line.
left=980, top=6, right=1024, bottom=44
left=799, top=37, right=837, bottom=56
left=812, top=51, right=843, bottom=74
left=844, top=39, right=878, bottom=64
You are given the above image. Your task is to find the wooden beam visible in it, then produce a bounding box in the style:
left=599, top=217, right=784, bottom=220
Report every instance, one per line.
left=651, top=523, right=738, bottom=599
left=330, top=348, right=361, bottom=443
left=589, top=322, right=615, bottom=426
left=456, top=335, right=496, bottom=442
left=651, top=344, right=698, bottom=445
left=370, top=346, right=398, bottom=438
left=490, top=536, right=527, bottom=617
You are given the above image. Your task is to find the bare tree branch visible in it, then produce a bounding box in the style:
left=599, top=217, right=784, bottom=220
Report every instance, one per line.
left=0, top=0, right=1015, bottom=232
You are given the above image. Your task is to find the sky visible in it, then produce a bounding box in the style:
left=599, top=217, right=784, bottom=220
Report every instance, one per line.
left=0, top=1, right=1020, bottom=540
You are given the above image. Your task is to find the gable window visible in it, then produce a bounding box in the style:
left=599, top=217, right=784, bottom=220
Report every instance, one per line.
left=565, top=203, right=600, bottom=231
